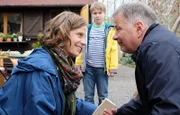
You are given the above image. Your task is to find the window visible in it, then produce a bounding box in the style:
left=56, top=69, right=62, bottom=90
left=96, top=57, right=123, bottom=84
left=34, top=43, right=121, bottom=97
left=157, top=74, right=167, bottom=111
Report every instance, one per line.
left=0, top=14, right=3, bottom=32
left=0, top=13, right=22, bottom=34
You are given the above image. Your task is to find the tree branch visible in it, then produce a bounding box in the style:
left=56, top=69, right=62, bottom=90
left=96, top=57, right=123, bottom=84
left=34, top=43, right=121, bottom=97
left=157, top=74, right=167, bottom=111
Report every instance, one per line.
left=171, top=15, right=180, bottom=33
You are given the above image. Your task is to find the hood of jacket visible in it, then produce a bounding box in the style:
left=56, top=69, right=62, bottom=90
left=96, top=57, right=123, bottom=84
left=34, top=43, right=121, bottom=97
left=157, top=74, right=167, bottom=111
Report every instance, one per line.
left=11, top=47, right=57, bottom=76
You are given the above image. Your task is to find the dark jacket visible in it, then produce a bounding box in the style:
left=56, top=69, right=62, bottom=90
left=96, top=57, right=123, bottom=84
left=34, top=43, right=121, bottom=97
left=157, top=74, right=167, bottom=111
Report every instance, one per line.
left=0, top=47, right=97, bottom=115
left=116, top=24, right=180, bottom=115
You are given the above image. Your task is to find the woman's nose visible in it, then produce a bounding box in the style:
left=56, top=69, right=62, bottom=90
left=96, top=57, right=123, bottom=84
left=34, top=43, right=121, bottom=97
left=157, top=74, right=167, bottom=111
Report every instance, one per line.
left=81, top=38, right=86, bottom=46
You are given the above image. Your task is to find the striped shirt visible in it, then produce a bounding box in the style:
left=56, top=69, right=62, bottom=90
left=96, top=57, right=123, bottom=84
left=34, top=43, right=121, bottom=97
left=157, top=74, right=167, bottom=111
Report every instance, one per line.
left=87, top=24, right=105, bottom=68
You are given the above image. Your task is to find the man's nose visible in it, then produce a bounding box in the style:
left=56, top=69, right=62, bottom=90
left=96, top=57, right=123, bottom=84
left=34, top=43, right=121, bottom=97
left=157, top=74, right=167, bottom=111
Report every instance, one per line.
left=113, top=32, right=118, bottom=40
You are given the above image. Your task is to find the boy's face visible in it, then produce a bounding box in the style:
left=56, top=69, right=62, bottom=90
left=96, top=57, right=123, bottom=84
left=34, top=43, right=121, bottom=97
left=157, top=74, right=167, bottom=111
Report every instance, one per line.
left=91, top=9, right=105, bottom=26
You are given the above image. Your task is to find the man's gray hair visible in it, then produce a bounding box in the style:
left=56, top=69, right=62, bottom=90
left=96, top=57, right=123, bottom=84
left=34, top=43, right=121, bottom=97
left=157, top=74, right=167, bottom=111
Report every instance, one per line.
left=113, top=2, right=157, bottom=27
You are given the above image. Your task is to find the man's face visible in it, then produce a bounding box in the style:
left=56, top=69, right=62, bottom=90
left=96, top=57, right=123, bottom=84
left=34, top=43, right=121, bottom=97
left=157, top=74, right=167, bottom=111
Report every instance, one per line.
left=91, top=9, right=105, bottom=26
left=113, top=12, right=141, bottom=54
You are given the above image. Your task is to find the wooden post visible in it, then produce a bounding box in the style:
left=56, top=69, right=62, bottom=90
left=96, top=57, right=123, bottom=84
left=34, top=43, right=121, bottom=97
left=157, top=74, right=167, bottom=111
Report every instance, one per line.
left=0, top=67, right=5, bottom=87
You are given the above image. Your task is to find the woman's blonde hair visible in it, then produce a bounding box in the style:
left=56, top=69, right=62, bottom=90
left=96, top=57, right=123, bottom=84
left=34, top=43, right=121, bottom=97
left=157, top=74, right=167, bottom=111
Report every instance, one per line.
left=41, top=11, right=87, bottom=48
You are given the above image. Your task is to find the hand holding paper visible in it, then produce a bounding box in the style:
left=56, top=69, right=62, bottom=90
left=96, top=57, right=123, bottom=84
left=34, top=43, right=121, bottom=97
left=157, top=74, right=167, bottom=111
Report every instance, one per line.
left=92, top=98, right=116, bottom=115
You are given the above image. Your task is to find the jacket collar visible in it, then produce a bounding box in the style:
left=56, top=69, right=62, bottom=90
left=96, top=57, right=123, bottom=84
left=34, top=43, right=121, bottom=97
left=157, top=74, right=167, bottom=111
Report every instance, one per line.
left=133, top=23, right=159, bottom=62
left=143, top=23, right=159, bottom=41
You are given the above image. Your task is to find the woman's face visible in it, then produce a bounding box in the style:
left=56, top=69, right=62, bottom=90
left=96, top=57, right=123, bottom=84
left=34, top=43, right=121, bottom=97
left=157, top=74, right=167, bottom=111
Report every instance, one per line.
left=63, top=26, right=87, bottom=57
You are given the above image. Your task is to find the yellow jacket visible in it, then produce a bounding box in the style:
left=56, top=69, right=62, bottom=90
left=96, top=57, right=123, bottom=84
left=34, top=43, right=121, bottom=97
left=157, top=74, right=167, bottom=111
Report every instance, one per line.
left=75, top=27, right=118, bottom=74
left=105, top=28, right=118, bottom=73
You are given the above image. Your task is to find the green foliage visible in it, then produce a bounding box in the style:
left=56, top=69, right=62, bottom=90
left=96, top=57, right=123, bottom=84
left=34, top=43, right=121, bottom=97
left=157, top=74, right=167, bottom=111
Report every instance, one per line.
left=119, top=53, right=136, bottom=68
left=32, top=32, right=43, bottom=48
left=37, top=33, right=43, bottom=41
left=4, top=34, right=13, bottom=40
left=12, top=33, right=18, bottom=38
left=17, top=32, right=23, bottom=36
left=32, top=41, right=41, bottom=48
left=0, top=32, right=5, bottom=37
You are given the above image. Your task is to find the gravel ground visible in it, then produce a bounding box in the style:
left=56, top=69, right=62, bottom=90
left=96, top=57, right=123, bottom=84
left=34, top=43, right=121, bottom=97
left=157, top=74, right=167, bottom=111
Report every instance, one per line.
left=76, top=64, right=137, bottom=107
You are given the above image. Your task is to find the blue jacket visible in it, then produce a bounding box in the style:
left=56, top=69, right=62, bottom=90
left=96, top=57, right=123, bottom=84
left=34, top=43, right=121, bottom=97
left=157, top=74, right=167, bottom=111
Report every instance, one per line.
left=0, top=47, right=97, bottom=115
left=116, top=24, right=180, bottom=114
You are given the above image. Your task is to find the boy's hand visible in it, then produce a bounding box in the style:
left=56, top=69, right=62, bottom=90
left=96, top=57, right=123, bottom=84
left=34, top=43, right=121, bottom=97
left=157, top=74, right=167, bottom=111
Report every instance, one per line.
left=108, top=72, right=116, bottom=77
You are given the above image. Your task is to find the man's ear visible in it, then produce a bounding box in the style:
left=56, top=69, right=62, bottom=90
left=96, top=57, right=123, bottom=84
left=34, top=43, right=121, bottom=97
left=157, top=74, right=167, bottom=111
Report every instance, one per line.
left=135, top=21, right=144, bottom=39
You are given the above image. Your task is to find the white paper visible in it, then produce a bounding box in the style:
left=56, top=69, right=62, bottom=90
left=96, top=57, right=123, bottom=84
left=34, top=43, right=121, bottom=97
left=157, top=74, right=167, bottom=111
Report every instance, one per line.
left=92, top=98, right=116, bottom=115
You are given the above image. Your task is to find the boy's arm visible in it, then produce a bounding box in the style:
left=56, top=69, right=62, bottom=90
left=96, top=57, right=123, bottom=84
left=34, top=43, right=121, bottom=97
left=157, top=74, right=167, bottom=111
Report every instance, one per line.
left=109, top=38, right=118, bottom=73
left=75, top=52, right=82, bottom=67
left=107, top=28, right=119, bottom=74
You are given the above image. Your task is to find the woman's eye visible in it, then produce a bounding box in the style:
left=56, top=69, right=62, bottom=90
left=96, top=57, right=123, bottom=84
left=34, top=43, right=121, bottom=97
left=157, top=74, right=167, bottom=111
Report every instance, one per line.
left=78, top=33, right=83, bottom=38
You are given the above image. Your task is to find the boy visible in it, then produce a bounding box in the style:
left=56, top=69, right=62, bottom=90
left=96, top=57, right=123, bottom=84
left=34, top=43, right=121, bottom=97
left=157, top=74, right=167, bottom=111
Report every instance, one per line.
left=76, top=1, right=118, bottom=105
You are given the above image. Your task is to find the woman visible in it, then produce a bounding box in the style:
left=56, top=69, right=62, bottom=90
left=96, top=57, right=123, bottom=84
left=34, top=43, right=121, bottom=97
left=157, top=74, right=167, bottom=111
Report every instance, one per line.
left=0, top=11, right=97, bottom=115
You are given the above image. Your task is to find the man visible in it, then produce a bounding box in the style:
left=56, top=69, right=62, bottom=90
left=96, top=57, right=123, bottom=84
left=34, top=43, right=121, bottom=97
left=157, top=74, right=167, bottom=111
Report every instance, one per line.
left=76, top=1, right=118, bottom=105
left=104, top=2, right=180, bottom=115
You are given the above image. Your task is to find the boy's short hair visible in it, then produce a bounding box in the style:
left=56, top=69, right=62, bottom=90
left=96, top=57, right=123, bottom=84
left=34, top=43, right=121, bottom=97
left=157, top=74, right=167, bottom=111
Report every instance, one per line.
left=90, top=2, right=106, bottom=14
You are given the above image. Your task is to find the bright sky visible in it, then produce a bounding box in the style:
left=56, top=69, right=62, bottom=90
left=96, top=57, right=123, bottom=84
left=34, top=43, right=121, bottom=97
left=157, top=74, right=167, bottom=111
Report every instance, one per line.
left=99, top=0, right=137, bottom=17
